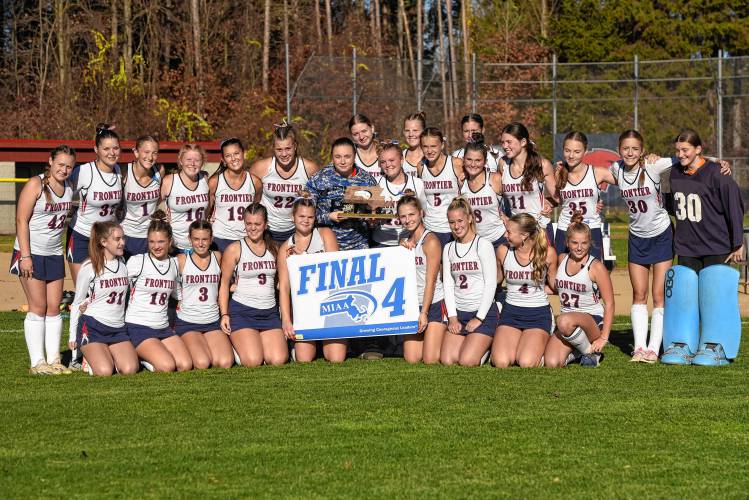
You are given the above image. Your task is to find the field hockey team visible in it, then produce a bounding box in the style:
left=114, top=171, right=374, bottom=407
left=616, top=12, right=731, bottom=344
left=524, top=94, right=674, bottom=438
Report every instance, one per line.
left=13, top=115, right=743, bottom=375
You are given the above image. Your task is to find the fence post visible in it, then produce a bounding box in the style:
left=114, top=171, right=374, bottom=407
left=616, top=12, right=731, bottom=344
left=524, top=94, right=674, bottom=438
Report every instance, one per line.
left=552, top=54, right=557, bottom=138
left=717, top=49, right=723, bottom=159
left=352, top=47, right=357, bottom=116
left=285, top=42, right=291, bottom=124
left=634, top=54, right=639, bottom=131
left=471, top=52, right=477, bottom=113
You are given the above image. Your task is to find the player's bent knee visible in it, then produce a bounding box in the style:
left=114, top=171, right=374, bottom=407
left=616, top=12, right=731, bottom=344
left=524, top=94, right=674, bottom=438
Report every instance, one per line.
left=213, top=355, right=234, bottom=369
left=192, top=355, right=211, bottom=370
left=92, top=365, right=115, bottom=377
left=517, top=355, right=541, bottom=368
left=265, top=354, right=288, bottom=366
left=152, top=359, right=176, bottom=373
left=118, top=361, right=139, bottom=375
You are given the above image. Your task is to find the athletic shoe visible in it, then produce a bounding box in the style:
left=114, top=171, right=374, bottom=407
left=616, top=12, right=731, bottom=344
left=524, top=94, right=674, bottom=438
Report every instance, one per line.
left=81, top=357, right=93, bottom=376
left=580, top=352, right=603, bottom=367
left=480, top=350, right=491, bottom=366
left=692, top=343, right=730, bottom=366
left=48, top=359, right=73, bottom=374
left=641, top=350, right=659, bottom=364
left=630, top=348, right=646, bottom=363
left=29, top=361, right=58, bottom=375
left=660, top=343, right=694, bottom=365
left=359, top=351, right=384, bottom=361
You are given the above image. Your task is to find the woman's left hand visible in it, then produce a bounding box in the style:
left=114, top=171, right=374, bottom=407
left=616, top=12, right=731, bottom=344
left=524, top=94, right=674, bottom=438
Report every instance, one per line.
left=590, top=337, right=608, bottom=353
left=725, top=246, right=744, bottom=264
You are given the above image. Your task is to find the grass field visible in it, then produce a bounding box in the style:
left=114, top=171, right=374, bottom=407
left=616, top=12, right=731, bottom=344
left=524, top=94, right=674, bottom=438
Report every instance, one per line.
left=1, top=312, right=748, bottom=498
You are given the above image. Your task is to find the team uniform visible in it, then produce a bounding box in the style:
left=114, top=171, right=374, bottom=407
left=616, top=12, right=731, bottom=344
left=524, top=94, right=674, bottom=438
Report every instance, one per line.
left=166, top=172, right=210, bottom=251
left=11, top=175, right=72, bottom=280
left=401, top=149, right=419, bottom=175
left=68, top=259, right=130, bottom=347
left=261, top=157, right=311, bottom=242
left=610, top=159, right=673, bottom=265
left=451, top=147, right=499, bottom=173
left=501, top=162, right=552, bottom=241
left=175, top=252, right=222, bottom=335
left=121, top=163, right=161, bottom=257
left=460, top=172, right=507, bottom=249
left=372, top=174, right=427, bottom=246
left=306, top=165, right=377, bottom=250
left=125, top=254, right=179, bottom=347
left=67, top=162, right=122, bottom=263
left=556, top=255, right=604, bottom=327
left=554, top=165, right=603, bottom=259
left=414, top=231, right=446, bottom=324
left=499, top=248, right=552, bottom=332
left=229, top=239, right=280, bottom=331
left=286, top=228, right=326, bottom=254
left=355, top=149, right=381, bottom=180
left=442, top=235, right=499, bottom=336
left=421, top=157, right=461, bottom=245
left=212, top=172, right=257, bottom=251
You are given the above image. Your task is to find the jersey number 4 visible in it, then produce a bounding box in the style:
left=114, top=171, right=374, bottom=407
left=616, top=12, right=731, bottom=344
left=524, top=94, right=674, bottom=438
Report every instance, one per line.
left=673, top=193, right=702, bottom=222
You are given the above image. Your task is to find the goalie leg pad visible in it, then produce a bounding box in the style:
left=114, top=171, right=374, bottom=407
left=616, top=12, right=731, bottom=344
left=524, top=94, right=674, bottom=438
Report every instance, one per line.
left=693, top=264, right=741, bottom=364
left=662, top=265, right=699, bottom=365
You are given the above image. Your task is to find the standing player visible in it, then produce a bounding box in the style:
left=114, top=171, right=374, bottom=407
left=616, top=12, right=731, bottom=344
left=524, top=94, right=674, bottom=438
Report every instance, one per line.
left=306, top=138, right=377, bottom=251
left=544, top=214, right=614, bottom=368
left=419, top=128, right=464, bottom=246
left=251, top=123, right=320, bottom=243
left=67, top=124, right=122, bottom=282
left=277, top=196, right=343, bottom=363
left=209, top=138, right=262, bottom=251
left=492, top=213, right=557, bottom=368
left=499, top=122, right=556, bottom=242
left=349, top=114, right=381, bottom=179
left=12, top=145, right=74, bottom=374
left=175, top=220, right=234, bottom=369
left=441, top=197, right=498, bottom=366
left=125, top=216, right=192, bottom=372
left=121, top=135, right=164, bottom=258
left=451, top=114, right=500, bottom=172
left=219, top=203, right=288, bottom=366
left=162, top=144, right=210, bottom=253
left=459, top=137, right=507, bottom=249
left=67, top=222, right=138, bottom=377
left=398, top=195, right=447, bottom=364
left=402, top=112, right=426, bottom=174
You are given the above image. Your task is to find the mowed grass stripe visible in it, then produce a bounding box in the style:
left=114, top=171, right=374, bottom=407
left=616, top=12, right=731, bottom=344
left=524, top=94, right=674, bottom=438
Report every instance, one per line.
left=1, top=312, right=748, bottom=498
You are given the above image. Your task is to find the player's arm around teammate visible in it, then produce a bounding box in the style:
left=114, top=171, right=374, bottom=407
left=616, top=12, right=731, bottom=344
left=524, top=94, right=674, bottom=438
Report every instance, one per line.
left=492, top=213, right=558, bottom=368
left=219, top=203, right=288, bottom=367
left=175, top=220, right=234, bottom=369
left=278, top=197, right=343, bottom=363
left=397, top=195, right=447, bottom=364
left=67, top=222, right=138, bottom=376
left=402, top=112, right=426, bottom=173
left=125, top=217, right=192, bottom=372
left=441, top=198, right=498, bottom=366
left=544, top=215, right=614, bottom=368
left=13, top=146, right=75, bottom=374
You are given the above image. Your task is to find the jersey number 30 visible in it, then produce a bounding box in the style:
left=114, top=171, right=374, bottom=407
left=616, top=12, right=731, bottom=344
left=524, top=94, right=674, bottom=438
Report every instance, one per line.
left=673, top=193, right=702, bottom=222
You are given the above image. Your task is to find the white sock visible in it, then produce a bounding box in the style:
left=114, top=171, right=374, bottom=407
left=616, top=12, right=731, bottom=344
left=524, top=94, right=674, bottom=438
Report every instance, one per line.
left=24, top=312, right=46, bottom=367
left=45, top=314, right=63, bottom=364
left=562, top=327, right=591, bottom=354
left=648, top=307, right=664, bottom=354
left=233, top=348, right=241, bottom=366
left=631, top=304, right=649, bottom=351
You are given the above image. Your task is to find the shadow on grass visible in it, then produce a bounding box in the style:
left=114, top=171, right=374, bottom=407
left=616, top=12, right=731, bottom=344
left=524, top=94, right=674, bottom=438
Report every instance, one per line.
left=610, top=327, right=634, bottom=357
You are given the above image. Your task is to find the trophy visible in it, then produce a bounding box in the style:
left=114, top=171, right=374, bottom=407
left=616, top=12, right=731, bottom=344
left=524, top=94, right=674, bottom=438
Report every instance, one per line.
left=337, top=186, right=394, bottom=220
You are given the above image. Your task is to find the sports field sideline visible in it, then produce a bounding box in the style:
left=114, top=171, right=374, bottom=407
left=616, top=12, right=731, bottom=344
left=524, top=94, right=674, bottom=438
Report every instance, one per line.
left=1, top=310, right=747, bottom=498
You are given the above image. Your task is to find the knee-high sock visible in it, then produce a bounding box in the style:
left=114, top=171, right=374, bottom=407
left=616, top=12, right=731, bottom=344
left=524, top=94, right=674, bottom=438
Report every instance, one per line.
left=647, top=307, right=664, bottom=354
left=24, top=312, right=46, bottom=367
left=631, top=304, right=649, bottom=351
left=562, top=327, right=591, bottom=355
left=45, top=314, right=63, bottom=363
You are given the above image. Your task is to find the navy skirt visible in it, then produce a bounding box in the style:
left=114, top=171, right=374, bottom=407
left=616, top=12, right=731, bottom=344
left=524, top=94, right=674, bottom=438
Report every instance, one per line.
left=127, top=323, right=175, bottom=347
left=10, top=251, right=65, bottom=281
left=628, top=226, right=673, bottom=265
left=174, top=317, right=222, bottom=336
left=455, top=304, right=499, bottom=337
left=229, top=299, right=282, bottom=331
left=77, top=315, right=130, bottom=346
left=498, top=302, right=552, bottom=333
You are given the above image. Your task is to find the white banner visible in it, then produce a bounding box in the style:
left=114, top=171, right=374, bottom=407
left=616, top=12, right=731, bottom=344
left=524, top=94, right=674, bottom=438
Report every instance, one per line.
left=288, top=246, right=419, bottom=341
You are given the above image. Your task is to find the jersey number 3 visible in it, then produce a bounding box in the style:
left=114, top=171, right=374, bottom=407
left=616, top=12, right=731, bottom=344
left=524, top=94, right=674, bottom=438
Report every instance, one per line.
left=673, top=192, right=702, bottom=222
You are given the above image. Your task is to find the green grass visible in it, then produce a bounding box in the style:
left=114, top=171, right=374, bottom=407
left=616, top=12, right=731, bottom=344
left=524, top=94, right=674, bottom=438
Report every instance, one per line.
left=1, top=312, right=748, bottom=498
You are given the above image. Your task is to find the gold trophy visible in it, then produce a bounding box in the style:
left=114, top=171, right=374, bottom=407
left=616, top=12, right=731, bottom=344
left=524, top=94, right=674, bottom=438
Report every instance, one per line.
left=337, top=186, right=394, bottom=220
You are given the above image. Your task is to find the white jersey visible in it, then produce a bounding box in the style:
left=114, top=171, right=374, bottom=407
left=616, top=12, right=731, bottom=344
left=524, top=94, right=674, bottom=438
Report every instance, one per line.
left=555, top=255, right=604, bottom=316
left=443, top=235, right=496, bottom=314
left=503, top=248, right=548, bottom=307
left=232, top=239, right=277, bottom=309
left=14, top=175, right=73, bottom=256
left=71, top=162, right=122, bottom=237
left=120, top=163, right=161, bottom=238
left=69, top=259, right=129, bottom=340
left=610, top=159, right=672, bottom=238
left=501, top=163, right=550, bottom=228
left=451, top=146, right=499, bottom=173
left=401, top=149, right=419, bottom=175
left=125, top=254, right=178, bottom=329
left=286, top=228, right=325, bottom=254
left=414, top=230, right=444, bottom=305
left=421, top=156, right=461, bottom=233
left=166, top=172, right=210, bottom=250
left=460, top=172, right=506, bottom=243
left=557, top=165, right=600, bottom=230
left=372, top=174, right=427, bottom=246
left=261, top=157, right=310, bottom=233
left=177, top=252, right=221, bottom=324
left=355, top=149, right=381, bottom=180
left=212, top=171, right=257, bottom=241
